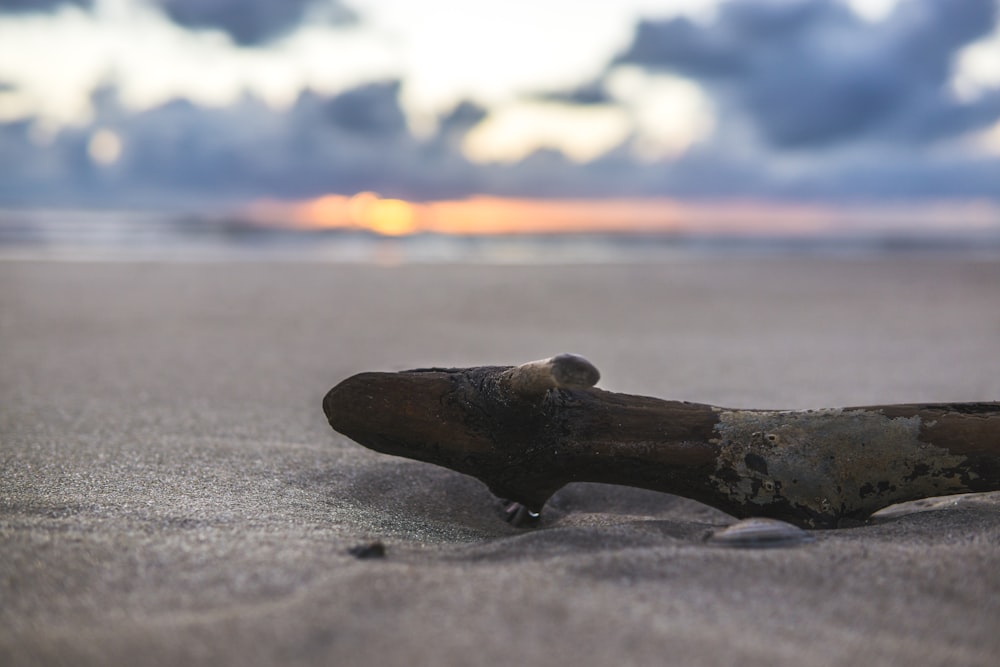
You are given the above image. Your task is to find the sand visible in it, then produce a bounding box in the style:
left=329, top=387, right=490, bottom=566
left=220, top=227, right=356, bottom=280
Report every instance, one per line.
left=2, top=256, right=999, bottom=667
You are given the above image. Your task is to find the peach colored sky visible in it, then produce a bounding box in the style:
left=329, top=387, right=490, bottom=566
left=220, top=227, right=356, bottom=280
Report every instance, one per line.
left=248, top=193, right=1000, bottom=237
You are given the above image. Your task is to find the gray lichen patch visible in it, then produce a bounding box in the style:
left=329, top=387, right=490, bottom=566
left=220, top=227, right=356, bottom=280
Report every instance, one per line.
left=709, top=408, right=971, bottom=526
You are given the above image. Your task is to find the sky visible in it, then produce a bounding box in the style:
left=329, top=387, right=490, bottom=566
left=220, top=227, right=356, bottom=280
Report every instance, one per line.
left=1, top=0, right=999, bottom=233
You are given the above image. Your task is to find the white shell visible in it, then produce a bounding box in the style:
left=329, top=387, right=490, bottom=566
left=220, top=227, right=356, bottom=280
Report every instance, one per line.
left=707, top=518, right=814, bottom=548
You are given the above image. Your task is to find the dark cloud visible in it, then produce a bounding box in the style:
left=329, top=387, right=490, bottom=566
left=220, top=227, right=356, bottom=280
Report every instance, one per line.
left=0, top=0, right=91, bottom=12
left=0, top=0, right=357, bottom=43
left=319, top=80, right=408, bottom=137
left=615, top=0, right=1000, bottom=148
left=783, top=154, right=1000, bottom=200
left=0, top=82, right=494, bottom=207
left=2, top=75, right=998, bottom=209
left=429, top=100, right=488, bottom=155
left=4, top=0, right=1000, bottom=211
left=617, top=15, right=747, bottom=79
left=156, top=0, right=356, bottom=47
left=436, top=101, right=487, bottom=137
left=107, top=83, right=420, bottom=200
left=532, top=80, right=615, bottom=106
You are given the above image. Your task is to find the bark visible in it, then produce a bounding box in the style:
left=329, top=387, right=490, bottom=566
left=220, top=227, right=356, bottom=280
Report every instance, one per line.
left=323, top=354, right=1000, bottom=528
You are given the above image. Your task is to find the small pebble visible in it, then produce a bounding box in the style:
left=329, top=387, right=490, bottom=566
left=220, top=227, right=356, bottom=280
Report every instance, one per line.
left=348, top=541, right=386, bottom=559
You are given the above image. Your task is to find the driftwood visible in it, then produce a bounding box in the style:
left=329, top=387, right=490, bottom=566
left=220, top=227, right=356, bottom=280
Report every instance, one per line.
left=323, top=354, right=1000, bottom=528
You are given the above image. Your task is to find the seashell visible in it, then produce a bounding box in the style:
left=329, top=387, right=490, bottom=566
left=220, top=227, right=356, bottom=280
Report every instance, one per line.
left=706, top=518, right=814, bottom=548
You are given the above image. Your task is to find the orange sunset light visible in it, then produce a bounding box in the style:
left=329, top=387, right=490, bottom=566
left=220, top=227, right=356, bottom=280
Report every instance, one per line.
left=287, top=193, right=689, bottom=236
left=257, top=192, right=998, bottom=238
left=299, top=192, right=418, bottom=236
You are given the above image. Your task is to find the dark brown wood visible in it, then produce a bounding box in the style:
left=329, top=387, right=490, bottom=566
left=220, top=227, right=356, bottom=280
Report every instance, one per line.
left=323, top=355, right=1000, bottom=528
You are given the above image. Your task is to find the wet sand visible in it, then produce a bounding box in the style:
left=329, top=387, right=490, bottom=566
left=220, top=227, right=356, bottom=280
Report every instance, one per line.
left=2, top=257, right=999, bottom=666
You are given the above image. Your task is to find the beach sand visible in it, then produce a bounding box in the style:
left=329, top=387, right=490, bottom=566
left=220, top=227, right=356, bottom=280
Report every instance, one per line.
left=2, top=256, right=999, bottom=666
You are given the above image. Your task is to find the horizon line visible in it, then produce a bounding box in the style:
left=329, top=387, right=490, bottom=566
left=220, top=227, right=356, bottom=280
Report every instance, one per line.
left=244, top=193, right=1000, bottom=238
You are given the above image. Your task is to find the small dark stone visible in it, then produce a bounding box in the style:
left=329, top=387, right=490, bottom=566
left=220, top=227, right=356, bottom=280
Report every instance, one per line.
left=348, top=541, right=386, bottom=559
left=501, top=500, right=541, bottom=527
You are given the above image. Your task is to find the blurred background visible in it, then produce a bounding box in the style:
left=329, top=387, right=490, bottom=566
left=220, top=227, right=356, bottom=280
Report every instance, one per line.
left=1, top=0, right=999, bottom=260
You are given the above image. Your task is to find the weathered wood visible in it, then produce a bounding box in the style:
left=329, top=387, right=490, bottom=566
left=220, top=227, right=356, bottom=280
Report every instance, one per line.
left=323, top=355, right=1000, bottom=528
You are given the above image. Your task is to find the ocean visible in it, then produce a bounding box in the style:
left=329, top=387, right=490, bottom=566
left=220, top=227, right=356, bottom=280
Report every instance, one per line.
left=2, top=208, right=999, bottom=263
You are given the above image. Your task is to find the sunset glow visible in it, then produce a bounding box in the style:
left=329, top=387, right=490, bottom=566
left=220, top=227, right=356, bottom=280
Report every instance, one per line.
left=254, top=193, right=1000, bottom=238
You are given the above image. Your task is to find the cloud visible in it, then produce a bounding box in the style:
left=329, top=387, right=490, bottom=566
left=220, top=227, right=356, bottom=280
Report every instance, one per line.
left=531, top=80, right=615, bottom=106
left=0, top=0, right=91, bottom=12
left=319, top=80, right=408, bottom=137
left=0, top=1, right=357, bottom=45
left=435, top=101, right=487, bottom=138
left=155, top=0, right=356, bottom=47
left=3, top=70, right=1000, bottom=208
left=2, top=0, right=1000, bottom=210
left=615, top=0, right=1000, bottom=148
left=428, top=100, right=488, bottom=156
left=0, top=81, right=493, bottom=206
left=4, top=75, right=997, bottom=209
